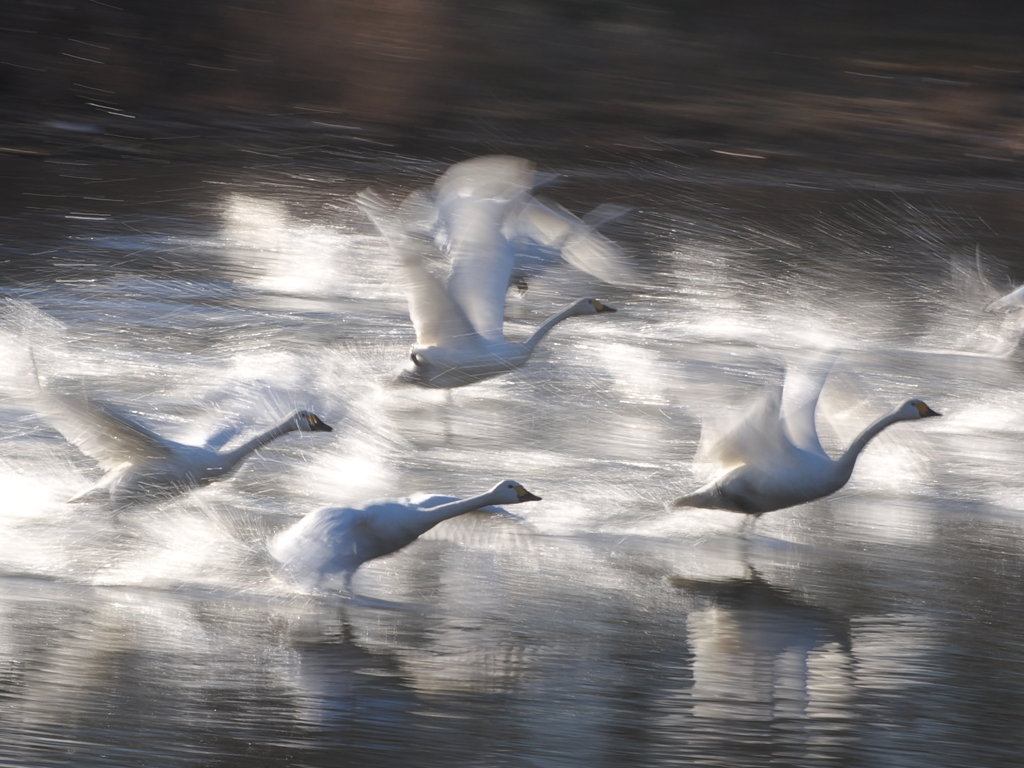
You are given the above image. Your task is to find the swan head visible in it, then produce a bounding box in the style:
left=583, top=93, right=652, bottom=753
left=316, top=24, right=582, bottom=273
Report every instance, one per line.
left=488, top=479, right=542, bottom=505
left=897, top=399, right=941, bottom=420
left=293, top=411, right=334, bottom=432
left=570, top=298, right=616, bottom=316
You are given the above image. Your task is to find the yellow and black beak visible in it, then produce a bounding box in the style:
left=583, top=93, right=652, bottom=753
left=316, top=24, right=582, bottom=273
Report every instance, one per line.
left=305, top=413, right=334, bottom=432
left=914, top=401, right=941, bottom=418
left=593, top=300, right=617, bottom=313
left=515, top=485, right=542, bottom=502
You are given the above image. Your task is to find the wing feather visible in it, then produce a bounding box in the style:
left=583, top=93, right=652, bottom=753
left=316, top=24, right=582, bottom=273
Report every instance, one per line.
left=40, top=390, right=173, bottom=469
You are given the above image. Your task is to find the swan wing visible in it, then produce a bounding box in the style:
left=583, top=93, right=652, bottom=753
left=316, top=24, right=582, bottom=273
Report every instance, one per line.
left=445, top=204, right=517, bottom=342
left=202, top=423, right=241, bottom=451
left=434, top=156, right=535, bottom=210
left=40, top=391, right=174, bottom=469
left=403, top=245, right=484, bottom=349
left=779, top=353, right=838, bottom=458
left=512, top=196, right=637, bottom=286
left=435, top=157, right=536, bottom=341
left=698, top=386, right=802, bottom=476
left=357, top=189, right=482, bottom=349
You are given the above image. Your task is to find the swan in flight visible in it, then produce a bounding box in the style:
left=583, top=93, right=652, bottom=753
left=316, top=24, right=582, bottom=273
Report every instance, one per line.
left=357, top=186, right=618, bottom=389
left=269, top=479, right=541, bottom=591
left=37, top=389, right=333, bottom=504
left=671, top=357, right=941, bottom=520
left=395, top=155, right=636, bottom=290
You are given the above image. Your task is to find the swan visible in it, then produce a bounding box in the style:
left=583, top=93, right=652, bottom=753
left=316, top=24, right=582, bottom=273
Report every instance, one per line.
left=671, top=358, right=941, bottom=519
left=38, top=390, right=333, bottom=504
left=357, top=187, right=618, bottom=389
left=395, top=155, right=636, bottom=290
left=269, top=479, right=541, bottom=590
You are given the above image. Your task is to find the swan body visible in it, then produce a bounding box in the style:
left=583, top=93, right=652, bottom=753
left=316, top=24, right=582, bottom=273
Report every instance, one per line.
left=672, top=361, right=940, bottom=517
left=396, top=155, right=636, bottom=289
left=269, top=479, right=541, bottom=590
left=40, top=393, right=333, bottom=504
left=397, top=296, right=615, bottom=388
left=357, top=184, right=618, bottom=389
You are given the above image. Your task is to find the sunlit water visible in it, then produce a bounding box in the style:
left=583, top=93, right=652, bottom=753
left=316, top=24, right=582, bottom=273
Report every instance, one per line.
left=2, top=143, right=1024, bottom=767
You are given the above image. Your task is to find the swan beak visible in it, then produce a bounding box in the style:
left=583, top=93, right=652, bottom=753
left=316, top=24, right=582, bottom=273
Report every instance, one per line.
left=915, top=402, right=941, bottom=418
left=592, top=300, right=616, bottom=313
left=515, top=485, right=542, bottom=502
left=305, top=414, right=334, bottom=432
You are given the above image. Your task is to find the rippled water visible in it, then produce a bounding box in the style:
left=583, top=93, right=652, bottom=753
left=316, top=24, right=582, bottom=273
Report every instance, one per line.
left=2, top=137, right=1024, bottom=767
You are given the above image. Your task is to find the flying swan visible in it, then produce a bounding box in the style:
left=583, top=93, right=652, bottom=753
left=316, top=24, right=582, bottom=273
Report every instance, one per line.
left=671, top=357, right=941, bottom=520
left=38, top=390, right=333, bottom=504
left=269, top=479, right=541, bottom=591
left=357, top=180, right=618, bottom=388
left=394, top=154, right=636, bottom=290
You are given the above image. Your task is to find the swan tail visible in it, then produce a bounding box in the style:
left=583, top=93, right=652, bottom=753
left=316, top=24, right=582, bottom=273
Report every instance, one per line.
left=670, top=485, right=746, bottom=513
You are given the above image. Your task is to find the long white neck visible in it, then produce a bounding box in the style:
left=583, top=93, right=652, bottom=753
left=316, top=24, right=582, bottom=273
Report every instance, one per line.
left=216, top=418, right=299, bottom=474
left=418, top=490, right=500, bottom=529
left=523, top=303, right=584, bottom=354
left=836, top=410, right=908, bottom=476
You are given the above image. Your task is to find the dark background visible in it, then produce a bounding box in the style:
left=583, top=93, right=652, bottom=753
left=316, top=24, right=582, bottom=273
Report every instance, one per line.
left=2, top=1, right=1024, bottom=172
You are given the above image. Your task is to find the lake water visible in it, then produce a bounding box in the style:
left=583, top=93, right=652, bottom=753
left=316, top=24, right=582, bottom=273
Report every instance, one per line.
left=2, top=123, right=1024, bottom=767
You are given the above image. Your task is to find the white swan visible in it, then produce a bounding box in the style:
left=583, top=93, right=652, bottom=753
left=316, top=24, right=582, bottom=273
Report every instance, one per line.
left=357, top=187, right=618, bottom=389
left=671, top=359, right=941, bottom=518
left=38, top=391, right=333, bottom=504
left=269, top=479, right=541, bottom=590
left=395, top=155, right=636, bottom=289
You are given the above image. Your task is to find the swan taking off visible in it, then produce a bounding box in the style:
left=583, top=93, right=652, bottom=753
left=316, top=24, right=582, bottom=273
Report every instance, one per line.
left=38, top=390, right=333, bottom=504
left=671, top=357, right=941, bottom=519
left=357, top=180, right=618, bottom=389
left=269, top=479, right=541, bottom=591
left=396, top=155, right=636, bottom=290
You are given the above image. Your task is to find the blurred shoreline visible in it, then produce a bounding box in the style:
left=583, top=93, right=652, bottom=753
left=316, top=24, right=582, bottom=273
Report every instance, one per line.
left=1, top=1, right=1023, bottom=178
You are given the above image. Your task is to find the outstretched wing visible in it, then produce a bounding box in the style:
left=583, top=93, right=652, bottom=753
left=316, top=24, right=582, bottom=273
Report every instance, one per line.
left=434, top=157, right=536, bottom=342
left=40, top=389, right=173, bottom=469
left=445, top=201, right=518, bottom=342
left=779, top=352, right=839, bottom=458
left=511, top=196, right=637, bottom=286
left=357, top=189, right=482, bottom=350
left=695, top=383, right=802, bottom=478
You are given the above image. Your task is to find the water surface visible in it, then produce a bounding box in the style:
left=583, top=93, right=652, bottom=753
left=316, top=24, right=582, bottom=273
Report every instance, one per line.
left=2, top=134, right=1023, bottom=767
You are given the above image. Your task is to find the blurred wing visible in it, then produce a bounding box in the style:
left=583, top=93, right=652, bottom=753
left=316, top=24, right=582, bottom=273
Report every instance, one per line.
left=203, top=423, right=241, bottom=451
left=40, top=390, right=173, bottom=469
left=697, top=385, right=800, bottom=476
left=396, top=187, right=442, bottom=244
left=513, top=197, right=637, bottom=286
left=987, top=284, right=1024, bottom=312
left=435, top=159, right=537, bottom=342
left=445, top=203, right=516, bottom=342
left=779, top=352, right=838, bottom=458
left=357, top=189, right=482, bottom=349
left=434, top=156, right=535, bottom=209
left=582, top=202, right=632, bottom=229
left=403, top=246, right=483, bottom=349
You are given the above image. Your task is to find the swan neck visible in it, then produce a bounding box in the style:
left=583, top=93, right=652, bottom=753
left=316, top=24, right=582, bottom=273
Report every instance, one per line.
left=218, top=419, right=297, bottom=470
left=837, top=410, right=904, bottom=472
left=523, top=304, right=579, bottom=353
left=419, top=491, right=495, bottom=528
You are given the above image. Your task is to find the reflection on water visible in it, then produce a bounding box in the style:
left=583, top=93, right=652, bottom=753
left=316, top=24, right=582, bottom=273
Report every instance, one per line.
left=2, top=142, right=1024, bottom=766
